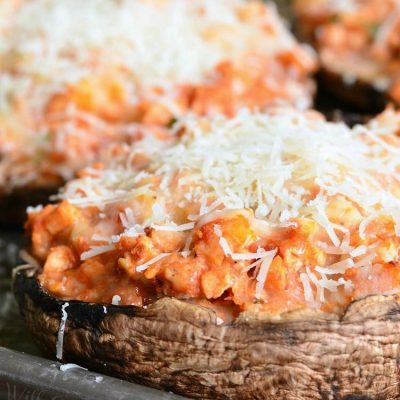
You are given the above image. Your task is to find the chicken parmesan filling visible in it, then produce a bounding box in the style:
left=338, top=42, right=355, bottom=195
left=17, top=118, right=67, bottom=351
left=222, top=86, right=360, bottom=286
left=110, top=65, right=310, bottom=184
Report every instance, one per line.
left=0, top=0, right=316, bottom=192
left=294, top=0, right=400, bottom=102
left=28, top=108, right=400, bottom=317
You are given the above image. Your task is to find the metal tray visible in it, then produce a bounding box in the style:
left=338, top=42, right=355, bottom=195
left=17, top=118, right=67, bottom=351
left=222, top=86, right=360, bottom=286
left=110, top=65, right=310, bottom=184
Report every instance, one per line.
left=0, top=347, right=185, bottom=400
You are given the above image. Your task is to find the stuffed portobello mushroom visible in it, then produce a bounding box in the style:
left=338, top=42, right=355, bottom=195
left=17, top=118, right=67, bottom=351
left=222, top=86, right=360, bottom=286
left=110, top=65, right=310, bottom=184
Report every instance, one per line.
left=294, top=0, right=400, bottom=112
left=0, top=0, right=317, bottom=224
left=14, top=107, right=400, bottom=399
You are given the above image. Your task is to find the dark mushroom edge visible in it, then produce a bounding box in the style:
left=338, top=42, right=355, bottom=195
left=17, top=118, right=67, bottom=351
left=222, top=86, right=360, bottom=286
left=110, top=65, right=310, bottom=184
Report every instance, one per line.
left=293, top=17, right=388, bottom=114
left=319, top=68, right=388, bottom=114
left=12, top=265, right=400, bottom=400
left=0, top=186, right=57, bottom=226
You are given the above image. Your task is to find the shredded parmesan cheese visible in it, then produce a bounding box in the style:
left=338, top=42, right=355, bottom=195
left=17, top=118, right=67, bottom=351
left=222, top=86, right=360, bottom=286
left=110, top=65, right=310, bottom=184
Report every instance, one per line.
left=81, top=245, right=115, bottom=261
left=65, top=109, right=400, bottom=237
left=136, top=253, right=171, bottom=272
left=359, top=214, right=379, bottom=240
left=111, top=295, right=121, bottom=306
left=350, top=245, right=367, bottom=258
left=0, top=0, right=306, bottom=104
left=315, top=258, right=354, bottom=275
left=56, top=302, right=69, bottom=360
left=352, top=253, right=376, bottom=269
left=26, top=204, right=43, bottom=214
left=214, top=223, right=276, bottom=262
left=300, top=273, right=315, bottom=305
left=151, top=222, right=195, bottom=232
left=255, top=249, right=278, bottom=299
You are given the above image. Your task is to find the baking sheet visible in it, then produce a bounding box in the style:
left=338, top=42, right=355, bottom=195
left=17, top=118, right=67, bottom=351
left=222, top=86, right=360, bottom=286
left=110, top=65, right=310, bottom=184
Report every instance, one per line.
left=0, top=347, right=185, bottom=400
left=0, top=229, right=38, bottom=355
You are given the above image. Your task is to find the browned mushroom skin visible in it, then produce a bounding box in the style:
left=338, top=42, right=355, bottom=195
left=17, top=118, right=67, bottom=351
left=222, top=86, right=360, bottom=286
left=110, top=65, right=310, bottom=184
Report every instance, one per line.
left=0, top=187, right=57, bottom=226
left=12, top=266, right=400, bottom=400
left=318, top=69, right=387, bottom=114
left=293, top=20, right=388, bottom=113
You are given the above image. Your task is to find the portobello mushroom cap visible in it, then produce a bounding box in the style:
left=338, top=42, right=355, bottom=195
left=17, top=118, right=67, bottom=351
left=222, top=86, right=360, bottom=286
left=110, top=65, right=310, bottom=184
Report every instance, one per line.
left=0, top=186, right=57, bottom=226
left=293, top=13, right=389, bottom=113
left=13, top=266, right=400, bottom=400
left=318, top=69, right=388, bottom=113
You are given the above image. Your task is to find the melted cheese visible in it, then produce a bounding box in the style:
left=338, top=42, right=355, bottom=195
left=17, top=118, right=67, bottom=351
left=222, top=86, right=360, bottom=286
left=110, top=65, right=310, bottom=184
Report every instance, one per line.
left=0, top=0, right=309, bottom=114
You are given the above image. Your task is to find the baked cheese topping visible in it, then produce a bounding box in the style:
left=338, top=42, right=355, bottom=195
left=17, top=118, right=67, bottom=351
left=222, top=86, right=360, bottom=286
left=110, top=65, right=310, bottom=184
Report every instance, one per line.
left=294, top=0, right=400, bottom=99
left=1, top=0, right=306, bottom=94
left=29, top=107, right=400, bottom=316
left=0, top=0, right=316, bottom=191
